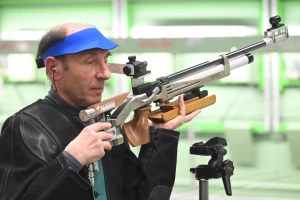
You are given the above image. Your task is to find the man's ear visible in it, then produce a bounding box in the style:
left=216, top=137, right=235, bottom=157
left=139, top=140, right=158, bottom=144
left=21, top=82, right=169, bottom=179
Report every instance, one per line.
left=45, top=57, right=60, bottom=81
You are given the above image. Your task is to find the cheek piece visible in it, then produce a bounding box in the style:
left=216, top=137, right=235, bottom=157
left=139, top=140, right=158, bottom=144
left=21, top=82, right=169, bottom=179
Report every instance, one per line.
left=35, top=28, right=118, bottom=68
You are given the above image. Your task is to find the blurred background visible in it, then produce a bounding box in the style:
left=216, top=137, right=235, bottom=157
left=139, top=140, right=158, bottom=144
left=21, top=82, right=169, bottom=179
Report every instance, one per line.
left=0, top=0, right=300, bottom=199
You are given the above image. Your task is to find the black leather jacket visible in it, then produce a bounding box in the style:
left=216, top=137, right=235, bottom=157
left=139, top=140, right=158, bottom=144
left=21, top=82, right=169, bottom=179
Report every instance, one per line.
left=0, top=99, right=180, bottom=200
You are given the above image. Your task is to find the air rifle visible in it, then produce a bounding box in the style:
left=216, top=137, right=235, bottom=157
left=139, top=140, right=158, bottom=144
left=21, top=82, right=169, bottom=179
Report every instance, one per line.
left=79, top=15, right=289, bottom=147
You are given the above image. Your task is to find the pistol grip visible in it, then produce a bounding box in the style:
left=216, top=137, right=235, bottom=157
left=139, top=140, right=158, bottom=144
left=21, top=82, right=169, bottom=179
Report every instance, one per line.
left=148, top=94, right=216, bottom=123
left=123, top=106, right=151, bottom=147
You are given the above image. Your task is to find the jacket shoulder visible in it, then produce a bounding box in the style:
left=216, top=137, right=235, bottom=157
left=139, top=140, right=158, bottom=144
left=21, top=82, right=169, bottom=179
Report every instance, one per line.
left=1, top=99, right=81, bottom=164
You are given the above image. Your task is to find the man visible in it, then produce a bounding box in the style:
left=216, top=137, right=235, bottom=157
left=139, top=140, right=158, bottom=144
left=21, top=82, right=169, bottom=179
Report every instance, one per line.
left=0, top=23, right=201, bottom=200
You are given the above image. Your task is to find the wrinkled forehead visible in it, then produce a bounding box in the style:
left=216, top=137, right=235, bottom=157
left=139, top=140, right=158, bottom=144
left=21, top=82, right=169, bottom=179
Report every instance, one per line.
left=41, top=28, right=118, bottom=63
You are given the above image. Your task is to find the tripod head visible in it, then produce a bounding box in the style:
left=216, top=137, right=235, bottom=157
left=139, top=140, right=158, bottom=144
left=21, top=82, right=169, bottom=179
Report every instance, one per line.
left=190, top=137, right=234, bottom=196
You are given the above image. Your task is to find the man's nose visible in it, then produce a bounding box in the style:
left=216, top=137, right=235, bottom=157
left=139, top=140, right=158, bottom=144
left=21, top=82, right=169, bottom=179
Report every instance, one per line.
left=96, top=64, right=111, bottom=80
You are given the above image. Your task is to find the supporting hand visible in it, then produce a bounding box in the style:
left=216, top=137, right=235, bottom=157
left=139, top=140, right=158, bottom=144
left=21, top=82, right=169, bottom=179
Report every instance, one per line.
left=148, top=94, right=201, bottom=130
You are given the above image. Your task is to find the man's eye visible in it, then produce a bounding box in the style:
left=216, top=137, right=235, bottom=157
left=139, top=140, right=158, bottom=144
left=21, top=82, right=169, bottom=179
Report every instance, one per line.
left=87, top=60, right=96, bottom=65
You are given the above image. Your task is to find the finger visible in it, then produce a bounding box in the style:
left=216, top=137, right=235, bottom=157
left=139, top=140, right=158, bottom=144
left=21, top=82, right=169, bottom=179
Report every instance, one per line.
left=102, top=141, right=112, bottom=151
left=163, top=109, right=201, bottom=130
left=178, top=94, right=186, bottom=117
left=185, top=109, right=201, bottom=122
left=165, top=114, right=186, bottom=130
left=99, top=132, right=113, bottom=141
left=148, top=119, right=153, bottom=127
left=88, top=122, right=112, bottom=132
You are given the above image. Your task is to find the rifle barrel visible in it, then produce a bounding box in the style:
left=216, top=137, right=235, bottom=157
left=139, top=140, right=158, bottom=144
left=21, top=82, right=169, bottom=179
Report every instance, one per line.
left=167, top=41, right=266, bottom=83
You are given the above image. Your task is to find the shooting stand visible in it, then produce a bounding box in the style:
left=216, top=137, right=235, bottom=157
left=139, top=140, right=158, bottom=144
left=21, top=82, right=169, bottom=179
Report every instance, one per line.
left=190, top=137, right=234, bottom=200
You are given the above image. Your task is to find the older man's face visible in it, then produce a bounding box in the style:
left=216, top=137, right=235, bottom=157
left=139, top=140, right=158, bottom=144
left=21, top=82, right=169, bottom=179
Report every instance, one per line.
left=55, top=48, right=111, bottom=108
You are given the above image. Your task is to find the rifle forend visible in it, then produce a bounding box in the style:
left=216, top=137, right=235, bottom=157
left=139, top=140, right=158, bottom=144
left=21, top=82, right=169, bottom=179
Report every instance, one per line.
left=79, top=15, right=289, bottom=147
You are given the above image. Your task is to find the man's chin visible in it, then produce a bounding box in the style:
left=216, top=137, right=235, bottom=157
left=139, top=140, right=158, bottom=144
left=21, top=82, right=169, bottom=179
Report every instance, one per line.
left=89, top=97, right=102, bottom=106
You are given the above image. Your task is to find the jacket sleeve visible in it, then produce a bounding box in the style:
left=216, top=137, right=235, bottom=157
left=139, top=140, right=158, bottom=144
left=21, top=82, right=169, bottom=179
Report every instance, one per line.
left=0, top=113, right=91, bottom=200
left=137, top=126, right=180, bottom=200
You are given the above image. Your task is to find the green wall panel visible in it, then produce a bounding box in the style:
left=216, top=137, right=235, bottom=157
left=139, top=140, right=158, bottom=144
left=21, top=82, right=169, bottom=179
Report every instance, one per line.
left=0, top=4, right=112, bottom=35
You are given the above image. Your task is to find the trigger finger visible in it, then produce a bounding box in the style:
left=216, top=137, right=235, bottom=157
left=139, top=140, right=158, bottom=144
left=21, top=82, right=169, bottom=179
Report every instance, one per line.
left=100, top=132, right=113, bottom=141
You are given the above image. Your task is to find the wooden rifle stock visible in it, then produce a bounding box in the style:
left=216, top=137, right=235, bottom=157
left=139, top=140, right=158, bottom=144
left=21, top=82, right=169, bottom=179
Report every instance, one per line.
left=123, top=106, right=151, bottom=147
left=149, top=94, right=216, bottom=123
left=123, top=95, right=216, bottom=146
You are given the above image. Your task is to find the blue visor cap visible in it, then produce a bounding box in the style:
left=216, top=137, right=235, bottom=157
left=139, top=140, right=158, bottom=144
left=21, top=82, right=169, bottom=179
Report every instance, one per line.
left=42, top=28, right=118, bottom=63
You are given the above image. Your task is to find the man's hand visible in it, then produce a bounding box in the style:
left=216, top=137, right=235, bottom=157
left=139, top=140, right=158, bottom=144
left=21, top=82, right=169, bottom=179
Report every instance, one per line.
left=148, top=94, right=201, bottom=130
left=65, top=122, right=113, bottom=166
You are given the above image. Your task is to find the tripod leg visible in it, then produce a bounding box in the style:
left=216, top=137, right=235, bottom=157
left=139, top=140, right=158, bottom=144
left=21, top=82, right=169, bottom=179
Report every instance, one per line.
left=199, top=179, right=208, bottom=200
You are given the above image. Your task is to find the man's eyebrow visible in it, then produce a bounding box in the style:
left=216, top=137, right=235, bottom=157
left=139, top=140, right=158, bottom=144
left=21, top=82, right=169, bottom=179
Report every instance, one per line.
left=82, top=51, right=112, bottom=57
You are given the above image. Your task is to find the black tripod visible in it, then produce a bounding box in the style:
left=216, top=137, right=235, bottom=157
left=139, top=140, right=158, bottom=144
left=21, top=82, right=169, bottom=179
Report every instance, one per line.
left=190, top=137, right=234, bottom=200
